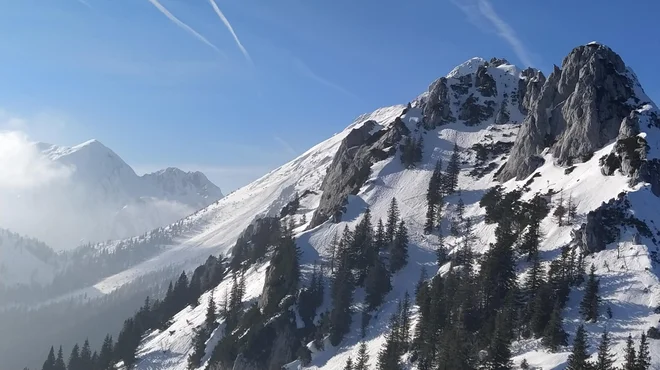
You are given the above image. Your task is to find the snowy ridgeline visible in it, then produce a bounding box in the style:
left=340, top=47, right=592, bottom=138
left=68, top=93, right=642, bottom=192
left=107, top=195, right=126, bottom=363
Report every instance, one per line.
left=24, top=44, right=660, bottom=370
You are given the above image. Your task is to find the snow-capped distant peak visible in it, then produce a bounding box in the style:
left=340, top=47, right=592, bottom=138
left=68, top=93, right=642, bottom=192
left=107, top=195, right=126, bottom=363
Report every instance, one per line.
left=446, top=57, right=487, bottom=78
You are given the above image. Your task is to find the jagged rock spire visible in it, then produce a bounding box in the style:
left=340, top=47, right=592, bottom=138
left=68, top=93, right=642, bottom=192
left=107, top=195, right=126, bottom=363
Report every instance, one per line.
left=498, top=43, right=653, bottom=181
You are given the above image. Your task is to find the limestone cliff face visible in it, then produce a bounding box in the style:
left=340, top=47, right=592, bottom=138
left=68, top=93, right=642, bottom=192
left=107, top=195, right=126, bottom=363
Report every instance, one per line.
left=309, top=117, right=409, bottom=228
left=499, top=43, right=651, bottom=181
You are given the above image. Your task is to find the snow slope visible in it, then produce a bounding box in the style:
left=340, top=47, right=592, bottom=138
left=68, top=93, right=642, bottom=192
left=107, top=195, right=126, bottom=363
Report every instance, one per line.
left=0, top=139, right=223, bottom=252
left=122, top=53, right=660, bottom=370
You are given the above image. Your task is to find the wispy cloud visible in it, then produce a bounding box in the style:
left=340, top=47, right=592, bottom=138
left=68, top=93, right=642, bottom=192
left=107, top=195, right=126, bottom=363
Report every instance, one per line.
left=273, top=136, right=296, bottom=156
left=76, top=0, right=92, bottom=8
left=452, top=0, right=534, bottom=67
left=292, top=57, right=359, bottom=100
left=147, top=0, right=224, bottom=56
left=208, top=0, right=252, bottom=64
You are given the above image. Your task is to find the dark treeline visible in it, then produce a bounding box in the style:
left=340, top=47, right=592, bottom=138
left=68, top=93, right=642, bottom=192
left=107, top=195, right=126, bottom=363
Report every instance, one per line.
left=34, top=255, right=225, bottom=370
left=3, top=220, right=193, bottom=305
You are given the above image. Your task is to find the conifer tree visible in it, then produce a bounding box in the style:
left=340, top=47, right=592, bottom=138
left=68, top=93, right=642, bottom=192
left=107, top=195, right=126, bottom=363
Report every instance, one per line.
left=623, top=334, right=636, bottom=370
left=542, top=301, right=568, bottom=352
left=355, top=342, right=370, bottom=370
left=553, top=193, right=567, bottom=226
left=330, top=232, right=339, bottom=273
left=352, top=208, right=374, bottom=283
left=424, top=204, right=435, bottom=235
left=344, top=356, right=354, bottom=370
left=524, top=252, right=544, bottom=296
left=425, top=160, right=443, bottom=233
left=595, top=330, right=616, bottom=370
left=68, top=343, right=81, bottom=370
left=400, top=136, right=414, bottom=167
left=398, top=292, right=411, bottom=349
left=42, top=346, right=56, bottom=370
left=330, top=237, right=355, bottom=346
left=436, top=228, right=448, bottom=265
left=444, top=142, right=460, bottom=195
left=205, top=290, right=218, bottom=331
left=54, top=346, right=66, bottom=370
left=636, top=333, right=650, bottom=370
left=567, top=194, right=578, bottom=224
left=566, top=325, right=592, bottom=370
left=580, top=265, right=600, bottom=322
left=364, top=257, right=391, bottom=310
left=389, top=221, right=409, bottom=273
left=414, top=135, right=424, bottom=163
left=377, top=313, right=402, bottom=370
left=374, top=219, right=386, bottom=255
left=483, top=309, right=513, bottom=370
left=97, top=335, right=114, bottom=370
left=187, top=326, right=207, bottom=369
left=386, top=198, right=400, bottom=245
left=80, top=339, right=93, bottom=370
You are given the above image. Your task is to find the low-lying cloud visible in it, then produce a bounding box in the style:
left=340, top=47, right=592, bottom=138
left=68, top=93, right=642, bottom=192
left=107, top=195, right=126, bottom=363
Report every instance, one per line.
left=0, top=131, right=72, bottom=189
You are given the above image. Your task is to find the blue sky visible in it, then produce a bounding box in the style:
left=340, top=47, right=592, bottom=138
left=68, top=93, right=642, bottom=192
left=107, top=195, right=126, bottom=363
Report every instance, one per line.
left=1, top=0, right=659, bottom=192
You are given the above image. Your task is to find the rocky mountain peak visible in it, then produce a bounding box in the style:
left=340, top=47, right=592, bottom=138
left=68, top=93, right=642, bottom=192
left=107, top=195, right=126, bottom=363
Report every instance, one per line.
left=498, top=43, right=658, bottom=182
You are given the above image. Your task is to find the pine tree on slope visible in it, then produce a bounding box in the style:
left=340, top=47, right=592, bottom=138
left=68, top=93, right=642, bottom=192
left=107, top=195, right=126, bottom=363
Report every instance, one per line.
left=389, top=220, right=409, bottom=273
left=623, top=334, right=636, bottom=370
left=364, top=256, right=391, bottom=310
left=54, top=346, right=66, bottom=370
left=97, top=335, right=114, bottom=370
left=330, top=238, right=355, bottom=346
left=344, top=356, right=354, bottom=370
left=542, top=301, right=568, bottom=352
left=398, top=292, right=411, bottom=350
left=377, top=313, right=402, bottom=370
left=636, top=333, right=651, bottom=370
left=444, top=142, right=460, bottom=195
left=554, top=193, right=567, bottom=226
left=566, top=325, right=592, bottom=370
left=80, top=339, right=93, bottom=370
left=68, top=343, right=81, bottom=370
left=386, top=198, right=400, bottom=245
left=595, top=329, right=616, bottom=370
left=42, top=346, right=56, bottom=370
left=580, top=265, right=600, bottom=322
left=355, top=342, right=370, bottom=370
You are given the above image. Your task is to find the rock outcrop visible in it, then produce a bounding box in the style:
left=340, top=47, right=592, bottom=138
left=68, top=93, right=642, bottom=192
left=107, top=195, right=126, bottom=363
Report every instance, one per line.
left=499, top=43, right=644, bottom=181
left=231, top=314, right=298, bottom=370
left=572, top=193, right=652, bottom=254
left=309, top=117, right=409, bottom=228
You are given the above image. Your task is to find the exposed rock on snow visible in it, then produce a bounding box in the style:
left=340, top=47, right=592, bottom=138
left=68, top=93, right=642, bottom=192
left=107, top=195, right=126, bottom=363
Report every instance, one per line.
left=572, top=193, right=654, bottom=254
left=309, top=116, right=409, bottom=228
left=499, top=43, right=651, bottom=181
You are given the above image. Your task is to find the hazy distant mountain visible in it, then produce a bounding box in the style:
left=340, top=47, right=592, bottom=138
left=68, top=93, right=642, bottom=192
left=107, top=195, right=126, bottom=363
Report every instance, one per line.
left=0, top=138, right=223, bottom=250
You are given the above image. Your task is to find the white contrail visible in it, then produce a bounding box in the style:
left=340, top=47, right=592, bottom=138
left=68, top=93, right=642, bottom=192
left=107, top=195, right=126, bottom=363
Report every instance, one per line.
left=273, top=136, right=296, bottom=156
left=476, top=0, right=534, bottom=67
left=292, top=57, right=359, bottom=101
left=76, top=0, right=92, bottom=8
left=451, top=0, right=534, bottom=67
left=147, top=0, right=223, bottom=55
left=208, top=0, right=252, bottom=63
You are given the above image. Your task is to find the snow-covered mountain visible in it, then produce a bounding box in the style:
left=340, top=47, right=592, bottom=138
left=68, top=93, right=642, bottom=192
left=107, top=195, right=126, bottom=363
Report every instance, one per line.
left=17, top=43, right=660, bottom=370
left=0, top=138, right=223, bottom=251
